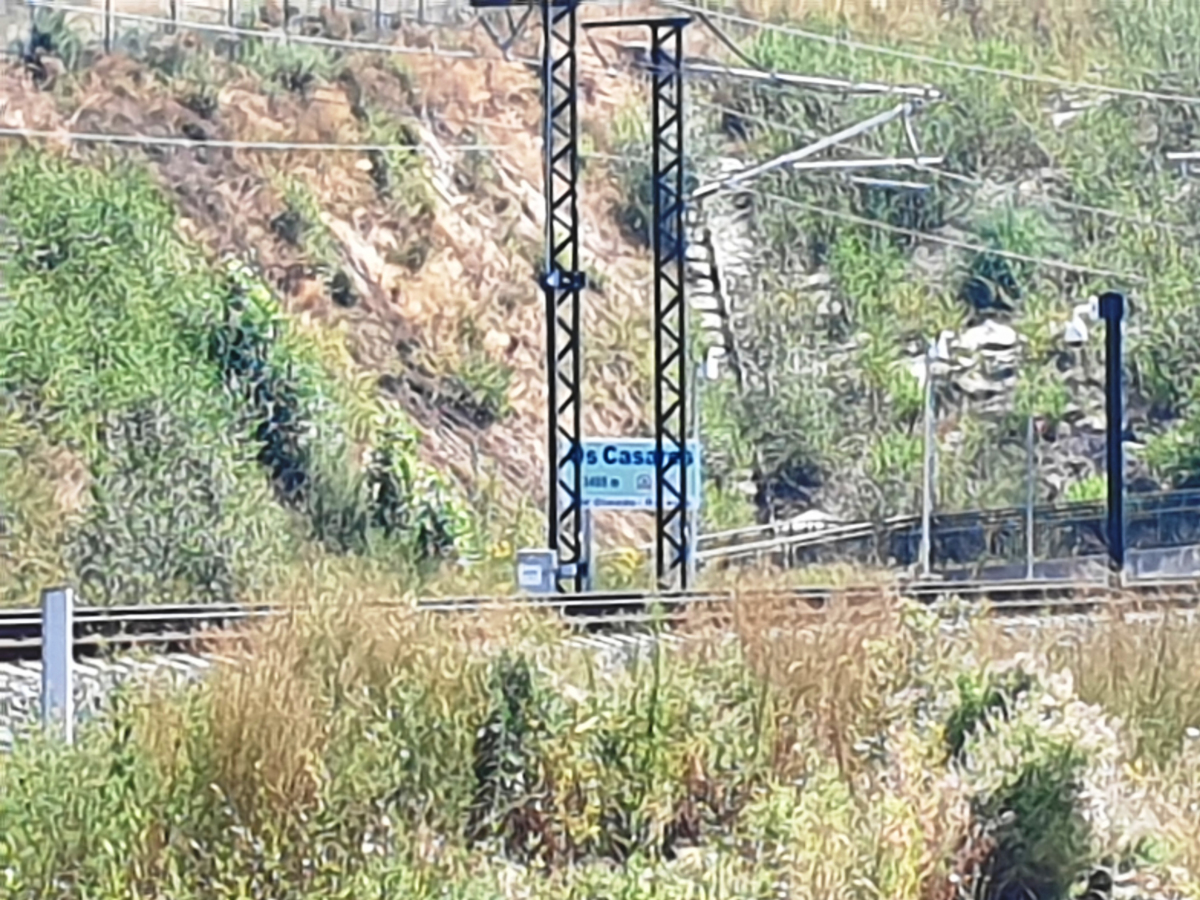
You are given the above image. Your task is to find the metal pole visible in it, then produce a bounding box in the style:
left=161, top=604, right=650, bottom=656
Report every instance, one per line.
left=227, top=0, right=238, bottom=59
left=1099, top=291, right=1126, bottom=581
left=577, top=14, right=691, bottom=591
left=41, top=586, right=75, bottom=744
left=687, top=360, right=701, bottom=585
left=649, top=18, right=690, bottom=591
left=691, top=102, right=915, bottom=202
left=581, top=506, right=595, bottom=592
left=919, top=341, right=934, bottom=578
left=541, top=0, right=586, bottom=593
left=1025, top=414, right=1036, bottom=580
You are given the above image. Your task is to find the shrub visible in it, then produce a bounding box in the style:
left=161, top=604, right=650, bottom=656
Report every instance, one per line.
left=2, top=594, right=1200, bottom=898
left=0, top=149, right=471, bottom=602
left=66, top=399, right=283, bottom=605
left=946, top=657, right=1165, bottom=899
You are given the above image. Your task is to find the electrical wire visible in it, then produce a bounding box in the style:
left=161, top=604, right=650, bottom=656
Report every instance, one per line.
left=21, top=0, right=946, bottom=107
left=0, top=122, right=1157, bottom=283
left=6, top=2, right=1181, bottom=281
left=695, top=99, right=1198, bottom=238
left=740, top=185, right=1148, bottom=284
left=0, top=125, right=505, bottom=152
left=662, top=0, right=1200, bottom=107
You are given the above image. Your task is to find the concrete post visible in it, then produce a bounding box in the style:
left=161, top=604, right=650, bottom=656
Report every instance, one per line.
left=41, top=586, right=75, bottom=744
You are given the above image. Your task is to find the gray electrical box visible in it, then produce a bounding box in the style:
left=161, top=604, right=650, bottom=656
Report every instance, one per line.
left=515, top=548, right=558, bottom=595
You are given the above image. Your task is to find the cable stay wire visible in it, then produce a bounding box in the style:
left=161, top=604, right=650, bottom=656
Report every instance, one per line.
left=694, top=100, right=1198, bottom=238
left=740, top=185, right=1151, bottom=285
left=661, top=0, right=1200, bottom=107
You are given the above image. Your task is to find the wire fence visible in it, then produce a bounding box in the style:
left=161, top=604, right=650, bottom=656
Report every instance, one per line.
left=2, top=0, right=478, bottom=61
left=696, top=488, right=1200, bottom=577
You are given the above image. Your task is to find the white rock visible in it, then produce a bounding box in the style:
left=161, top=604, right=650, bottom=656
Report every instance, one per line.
left=956, top=371, right=1007, bottom=399
left=786, top=509, right=837, bottom=533
left=959, top=319, right=1018, bottom=353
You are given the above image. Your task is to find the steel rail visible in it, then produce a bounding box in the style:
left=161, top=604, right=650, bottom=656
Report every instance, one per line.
left=2, top=577, right=1198, bottom=661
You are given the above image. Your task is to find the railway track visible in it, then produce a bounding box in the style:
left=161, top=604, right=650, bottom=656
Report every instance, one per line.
left=2, top=577, right=1199, bottom=662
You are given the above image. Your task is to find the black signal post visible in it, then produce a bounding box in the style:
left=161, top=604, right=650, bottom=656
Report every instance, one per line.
left=1099, top=290, right=1126, bottom=579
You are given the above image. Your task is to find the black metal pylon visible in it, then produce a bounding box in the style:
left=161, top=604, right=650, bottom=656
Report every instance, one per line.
left=541, top=0, right=587, bottom=593
left=650, top=19, right=690, bottom=591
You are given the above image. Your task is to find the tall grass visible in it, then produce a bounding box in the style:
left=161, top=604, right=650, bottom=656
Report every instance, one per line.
left=2, top=587, right=1199, bottom=898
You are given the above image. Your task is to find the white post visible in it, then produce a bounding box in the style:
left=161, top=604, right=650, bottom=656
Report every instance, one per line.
left=1025, top=415, right=1036, bottom=580
left=919, top=342, right=935, bottom=579
left=41, top=586, right=75, bottom=744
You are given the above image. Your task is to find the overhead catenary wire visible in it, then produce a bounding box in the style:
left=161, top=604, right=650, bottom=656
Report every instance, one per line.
left=741, top=185, right=1148, bottom=285
left=696, top=99, right=1199, bottom=238
left=661, top=0, right=1200, bottom=107
left=0, top=124, right=1160, bottom=284
left=32, top=0, right=1200, bottom=121
left=22, top=0, right=948, bottom=106
left=503, top=7, right=1200, bottom=240
left=6, top=3, right=1181, bottom=283
left=0, top=126, right=507, bottom=153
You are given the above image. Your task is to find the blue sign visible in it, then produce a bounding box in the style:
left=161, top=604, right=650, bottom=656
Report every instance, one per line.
left=578, top=439, right=702, bottom=510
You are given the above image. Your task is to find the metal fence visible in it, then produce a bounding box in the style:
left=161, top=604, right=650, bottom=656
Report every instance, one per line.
left=3, top=0, right=478, bottom=60
left=692, top=488, right=1200, bottom=577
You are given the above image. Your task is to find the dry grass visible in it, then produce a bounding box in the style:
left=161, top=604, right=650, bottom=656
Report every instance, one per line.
left=697, top=558, right=900, bottom=590
left=2, top=21, right=661, bottom=548
left=5, top=574, right=1200, bottom=896
left=719, top=0, right=1106, bottom=45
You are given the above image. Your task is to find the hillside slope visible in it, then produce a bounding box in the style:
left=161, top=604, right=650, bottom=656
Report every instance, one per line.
left=7, top=0, right=1200, bottom=598
left=677, top=0, right=1200, bottom=535
left=0, top=14, right=670, bottom=603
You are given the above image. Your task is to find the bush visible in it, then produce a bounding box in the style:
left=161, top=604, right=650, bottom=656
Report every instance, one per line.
left=66, top=400, right=282, bottom=605
left=3, top=594, right=1200, bottom=898
left=0, top=149, right=469, bottom=602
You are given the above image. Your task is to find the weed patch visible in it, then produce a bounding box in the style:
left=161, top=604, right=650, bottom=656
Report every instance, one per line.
left=5, top=594, right=1198, bottom=897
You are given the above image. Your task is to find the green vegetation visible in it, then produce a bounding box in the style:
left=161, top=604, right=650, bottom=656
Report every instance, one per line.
left=3, top=596, right=1200, bottom=897
left=683, top=0, right=1200, bottom=522
left=0, top=149, right=468, bottom=606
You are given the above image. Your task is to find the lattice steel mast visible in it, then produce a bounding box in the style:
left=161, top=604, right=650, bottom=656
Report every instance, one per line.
left=649, top=19, right=691, bottom=590
left=540, top=0, right=587, bottom=593
left=476, top=2, right=698, bottom=593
